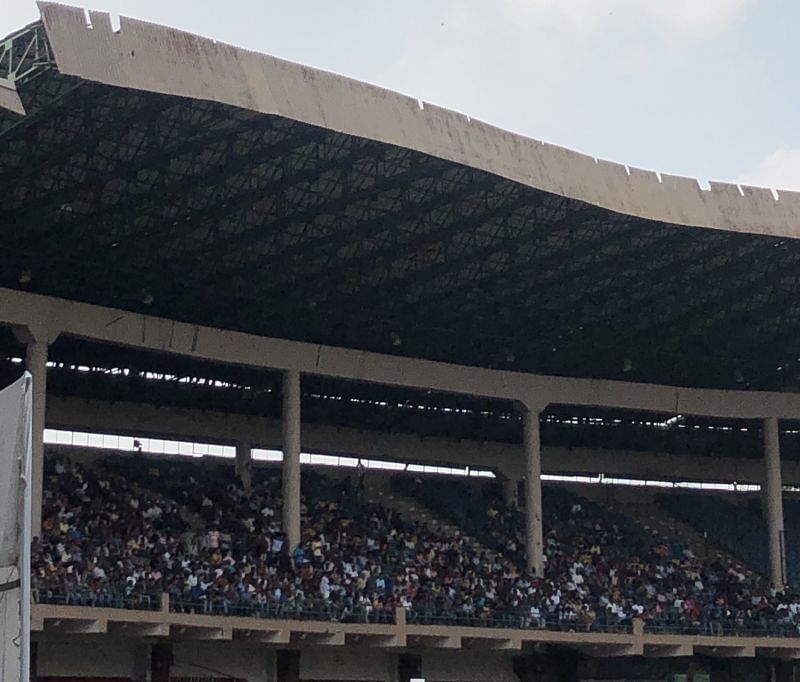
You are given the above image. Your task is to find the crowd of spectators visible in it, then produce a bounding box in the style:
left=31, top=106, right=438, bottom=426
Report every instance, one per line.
left=32, top=452, right=800, bottom=636
left=395, top=477, right=800, bottom=635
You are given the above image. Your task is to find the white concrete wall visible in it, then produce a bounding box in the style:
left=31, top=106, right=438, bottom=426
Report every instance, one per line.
left=37, top=640, right=137, bottom=678
left=1, top=566, right=22, bottom=682
left=422, top=651, right=517, bottom=682
left=300, top=648, right=389, bottom=681
left=171, top=642, right=273, bottom=682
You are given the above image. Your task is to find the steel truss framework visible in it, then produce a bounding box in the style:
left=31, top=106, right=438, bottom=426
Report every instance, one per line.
left=2, top=23, right=800, bottom=396
left=0, top=22, right=52, bottom=84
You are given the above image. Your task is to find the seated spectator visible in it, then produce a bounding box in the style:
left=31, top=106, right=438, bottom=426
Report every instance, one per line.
left=31, top=452, right=800, bottom=636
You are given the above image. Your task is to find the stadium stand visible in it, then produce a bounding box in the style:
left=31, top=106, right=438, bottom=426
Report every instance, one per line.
left=5, top=2, right=800, bottom=678
left=658, top=492, right=800, bottom=589
left=393, top=476, right=800, bottom=636
left=657, top=493, right=771, bottom=581
left=33, top=450, right=800, bottom=639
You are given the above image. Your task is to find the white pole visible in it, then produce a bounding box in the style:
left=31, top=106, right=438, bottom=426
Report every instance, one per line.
left=19, top=373, right=32, bottom=682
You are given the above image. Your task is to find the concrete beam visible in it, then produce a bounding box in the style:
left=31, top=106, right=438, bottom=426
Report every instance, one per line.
left=0, top=77, right=25, bottom=117
left=5, top=287, right=800, bottom=420
left=407, top=634, right=462, bottom=649
left=462, top=636, right=522, bottom=651
left=107, top=621, right=170, bottom=638
left=695, top=644, right=756, bottom=658
left=644, top=643, right=693, bottom=658
left=573, top=642, right=640, bottom=658
left=27, top=604, right=798, bottom=659
left=170, top=625, right=232, bottom=640
left=233, top=628, right=290, bottom=645
left=757, top=646, right=800, bottom=660
left=346, top=633, right=406, bottom=648
left=45, top=618, right=107, bottom=635
left=292, top=631, right=346, bottom=646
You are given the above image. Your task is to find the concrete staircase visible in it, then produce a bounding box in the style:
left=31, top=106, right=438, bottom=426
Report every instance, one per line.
left=363, top=477, right=501, bottom=560
left=179, top=505, right=208, bottom=532
left=574, top=484, right=762, bottom=578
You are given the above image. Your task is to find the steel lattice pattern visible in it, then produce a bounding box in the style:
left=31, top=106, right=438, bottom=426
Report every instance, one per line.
left=2, top=59, right=800, bottom=392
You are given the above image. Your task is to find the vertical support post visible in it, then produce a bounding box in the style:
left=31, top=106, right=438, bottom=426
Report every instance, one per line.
left=282, top=370, right=301, bottom=551
left=501, top=477, right=517, bottom=506
left=764, top=417, right=786, bottom=588
left=523, top=409, right=544, bottom=576
left=26, top=341, right=47, bottom=536
left=235, top=440, right=252, bottom=493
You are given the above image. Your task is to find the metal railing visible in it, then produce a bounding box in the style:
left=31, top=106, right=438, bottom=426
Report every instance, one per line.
left=644, top=619, right=800, bottom=638
left=405, top=609, right=633, bottom=633
left=33, top=590, right=800, bottom=639
left=34, top=589, right=162, bottom=612
left=169, top=598, right=396, bottom=624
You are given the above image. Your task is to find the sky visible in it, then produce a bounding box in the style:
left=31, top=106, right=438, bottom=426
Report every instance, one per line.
left=4, top=0, right=800, bottom=191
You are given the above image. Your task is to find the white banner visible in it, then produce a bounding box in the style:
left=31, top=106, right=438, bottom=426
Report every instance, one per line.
left=0, top=373, right=32, bottom=682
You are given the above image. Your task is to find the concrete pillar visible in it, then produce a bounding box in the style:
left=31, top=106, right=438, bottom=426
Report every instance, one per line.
left=235, top=440, right=252, bottom=493
left=26, top=340, right=47, bottom=536
left=150, top=643, right=173, bottom=682
left=282, top=370, right=301, bottom=551
left=501, top=477, right=517, bottom=507
left=133, top=643, right=151, bottom=682
left=523, top=409, right=544, bottom=576
left=276, top=650, right=300, bottom=682
left=763, top=417, right=786, bottom=587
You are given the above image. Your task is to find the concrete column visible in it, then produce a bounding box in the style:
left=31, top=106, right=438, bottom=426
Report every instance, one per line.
left=235, top=440, right=252, bottom=493
left=26, top=340, right=48, bottom=536
left=523, top=409, right=544, bottom=576
left=282, top=370, right=301, bottom=551
left=501, top=477, right=517, bottom=507
left=763, top=417, right=786, bottom=587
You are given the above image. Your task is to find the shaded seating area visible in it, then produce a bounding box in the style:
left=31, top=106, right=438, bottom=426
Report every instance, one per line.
left=31, top=450, right=800, bottom=636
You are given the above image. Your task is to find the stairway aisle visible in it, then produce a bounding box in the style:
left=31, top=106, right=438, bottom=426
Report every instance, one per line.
left=363, top=477, right=502, bottom=562
left=576, top=484, right=762, bottom=579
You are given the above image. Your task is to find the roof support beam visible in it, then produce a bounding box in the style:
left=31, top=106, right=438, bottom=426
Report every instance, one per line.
left=3, top=286, right=800, bottom=419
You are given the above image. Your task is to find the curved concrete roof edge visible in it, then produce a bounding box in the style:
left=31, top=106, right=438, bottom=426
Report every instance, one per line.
left=35, top=1, right=800, bottom=239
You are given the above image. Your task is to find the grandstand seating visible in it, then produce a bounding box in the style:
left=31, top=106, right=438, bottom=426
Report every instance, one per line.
left=32, top=450, right=800, bottom=637
left=658, top=492, right=800, bottom=589
left=657, top=493, right=770, bottom=577
left=786, top=500, right=800, bottom=588
left=393, top=476, right=800, bottom=635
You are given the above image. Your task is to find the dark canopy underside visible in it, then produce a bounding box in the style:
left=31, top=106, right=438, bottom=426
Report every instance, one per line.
left=2, top=31, right=800, bottom=394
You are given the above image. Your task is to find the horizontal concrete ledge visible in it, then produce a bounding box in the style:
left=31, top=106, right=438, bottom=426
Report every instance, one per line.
left=32, top=605, right=800, bottom=659
left=643, top=643, right=694, bottom=658
left=461, top=636, right=522, bottom=651
left=346, top=633, right=406, bottom=648
left=571, top=642, right=640, bottom=658
left=757, top=646, right=800, bottom=661
left=170, top=624, right=232, bottom=641
left=7, top=286, right=800, bottom=420
left=694, top=643, right=757, bottom=658
left=107, top=621, right=170, bottom=637
left=407, top=634, right=462, bottom=649
left=233, top=628, right=290, bottom=645
left=41, top=617, right=108, bottom=635
left=292, top=630, right=346, bottom=647
left=0, top=77, right=25, bottom=116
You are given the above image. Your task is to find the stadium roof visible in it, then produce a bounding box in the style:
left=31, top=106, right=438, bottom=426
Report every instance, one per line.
left=3, top=3, right=800, bottom=394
